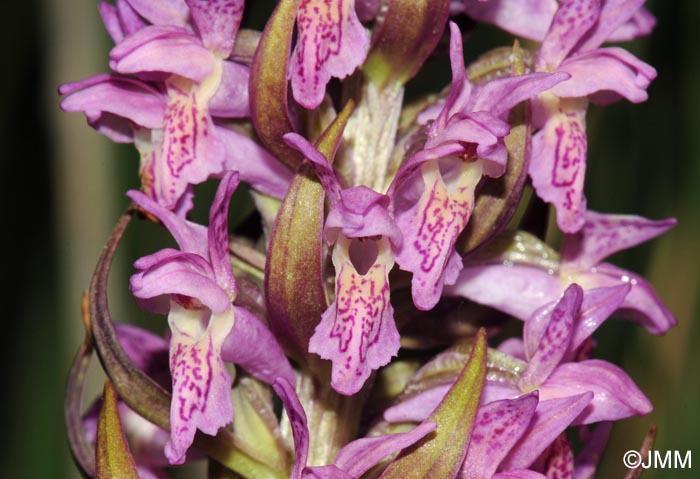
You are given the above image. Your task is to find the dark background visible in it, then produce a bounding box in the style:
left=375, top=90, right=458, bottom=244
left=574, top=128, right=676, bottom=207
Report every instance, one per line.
left=1, top=1, right=697, bottom=477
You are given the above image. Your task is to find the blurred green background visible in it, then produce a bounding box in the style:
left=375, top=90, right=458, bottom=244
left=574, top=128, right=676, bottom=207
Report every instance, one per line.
left=0, top=1, right=697, bottom=477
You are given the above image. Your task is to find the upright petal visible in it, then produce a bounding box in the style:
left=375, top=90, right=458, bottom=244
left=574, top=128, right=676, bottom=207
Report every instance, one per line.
left=530, top=96, right=588, bottom=233
left=207, top=172, right=239, bottom=298
left=575, top=0, right=648, bottom=52
left=519, top=284, right=582, bottom=391
left=501, top=393, right=593, bottom=470
left=185, top=0, right=244, bottom=57
left=309, top=236, right=400, bottom=394
left=394, top=158, right=484, bottom=310
left=165, top=304, right=235, bottom=464
left=560, top=211, right=676, bottom=271
left=537, top=0, right=601, bottom=71
left=461, top=393, right=539, bottom=479
left=290, top=0, right=370, bottom=108
left=125, top=0, right=189, bottom=27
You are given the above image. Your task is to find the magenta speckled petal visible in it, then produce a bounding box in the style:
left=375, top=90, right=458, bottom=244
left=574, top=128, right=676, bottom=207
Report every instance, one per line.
left=519, top=284, right=581, bottom=391
left=309, top=236, right=399, bottom=395
left=540, top=434, right=574, bottom=479
left=501, top=393, right=593, bottom=470
left=333, top=422, right=436, bottom=477
left=541, top=359, right=652, bottom=424
left=154, top=84, right=225, bottom=210
left=207, top=172, right=239, bottom=299
left=561, top=211, right=676, bottom=270
left=290, top=0, right=370, bottom=108
left=461, top=392, right=539, bottom=479
left=165, top=304, right=235, bottom=464
left=394, top=158, right=484, bottom=310
left=537, top=0, right=601, bottom=70
left=185, top=0, right=243, bottom=57
left=576, top=0, right=649, bottom=52
left=222, top=306, right=296, bottom=386
left=530, top=97, right=588, bottom=233
left=554, top=48, right=656, bottom=104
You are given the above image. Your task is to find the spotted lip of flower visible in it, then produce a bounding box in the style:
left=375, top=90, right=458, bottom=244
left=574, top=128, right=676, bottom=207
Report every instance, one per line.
left=128, top=172, right=295, bottom=464
left=447, top=210, right=676, bottom=335
left=527, top=0, right=657, bottom=233
left=290, top=0, right=370, bottom=109
left=59, top=0, right=292, bottom=214
left=389, top=22, right=569, bottom=311
left=284, top=132, right=402, bottom=396
left=273, top=377, right=436, bottom=479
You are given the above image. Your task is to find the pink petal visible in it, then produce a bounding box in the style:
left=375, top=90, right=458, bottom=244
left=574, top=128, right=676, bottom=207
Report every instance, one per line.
left=519, top=284, right=582, bottom=391
left=209, top=61, right=251, bottom=118
left=222, top=306, right=296, bottom=386
left=207, top=172, right=239, bottom=298
left=290, top=0, right=370, bottom=108
left=333, top=422, right=436, bottom=477
left=575, top=0, right=649, bottom=51
left=553, top=48, right=656, bottom=104
left=461, top=393, right=539, bottom=479
left=537, top=0, right=601, bottom=70
left=185, top=0, right=244, bottom=57
left=501, top=393, right=593, bottom=470
left=529, top=97, right=588, bottom=233
left=154, top=83, right=226, bottom=210
left=217, top=126, right=293, bottom=199
left=460, top=0, right=558, bottom=41
left=576, top=264, right=676, bottom=334
left=573, top=422, right=612, bottom=479
left=541, top=359, right=652, bottom=424
left=607, top=7, right=655, bottom=42
left=272, top=378, right=310, bottom=479
left=111, top=25, right=215, bottom=81
left=540, top=433, right=574, bottom=479
left=394, top=158, right=483, bottom=310
left=445, top=264, right=563, bottom=321
left=125, top=0, right=190, bottom=26
left=165, top=305, right=235, bottom=464
left=309, top=236, right=400, bottom=395
left=561, top=211, right=676, bottom=270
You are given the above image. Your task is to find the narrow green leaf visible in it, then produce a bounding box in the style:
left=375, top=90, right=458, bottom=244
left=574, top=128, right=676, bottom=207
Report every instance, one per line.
left=364, top=0, right=451, bottom=87
left=380, top=329, right=488, bottom=479
left=265, top=102, right=355, bottom=356
left=96, top=381, right=138, bottom=479
left=250, top=0, right=303, bottom=170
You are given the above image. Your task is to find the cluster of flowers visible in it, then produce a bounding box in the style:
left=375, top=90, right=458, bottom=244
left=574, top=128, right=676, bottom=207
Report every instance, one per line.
left=61, top=0, right=675, bottom=478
